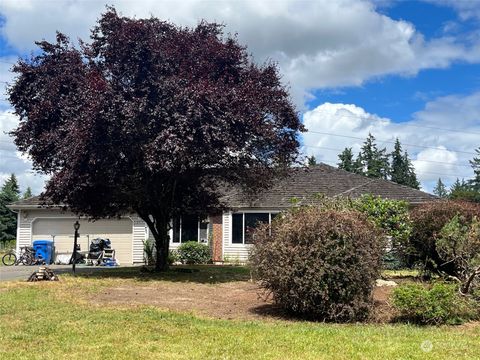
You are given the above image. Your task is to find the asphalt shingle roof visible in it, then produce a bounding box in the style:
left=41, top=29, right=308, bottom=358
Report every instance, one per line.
left=9, top=163, right=437, bottom=209
left=220, top=163, right=437, bottom=208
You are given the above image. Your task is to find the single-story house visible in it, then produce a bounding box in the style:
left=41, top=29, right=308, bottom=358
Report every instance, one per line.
left=8, top=164, right=437, bottom=264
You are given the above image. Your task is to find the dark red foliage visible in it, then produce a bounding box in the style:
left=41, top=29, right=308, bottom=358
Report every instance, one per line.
left=8, top=8, right=303, bottom=270
left=250, top=207, right=384, bottom=322
left=409, top=200, right=480, bottom=274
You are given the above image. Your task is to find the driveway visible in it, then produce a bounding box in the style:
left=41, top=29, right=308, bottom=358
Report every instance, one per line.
left=0, top=264, right=122, bottom=281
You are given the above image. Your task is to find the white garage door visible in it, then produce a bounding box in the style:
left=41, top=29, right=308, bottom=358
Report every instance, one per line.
left=32, top=218, right=133, bottom=264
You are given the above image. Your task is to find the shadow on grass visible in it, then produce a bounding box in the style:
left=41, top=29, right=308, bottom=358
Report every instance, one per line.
left=59, top=265, right=252, bottom=284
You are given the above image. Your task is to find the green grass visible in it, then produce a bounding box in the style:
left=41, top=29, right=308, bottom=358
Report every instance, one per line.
left=382, top=269, right=420, bottom=278
left=0, top=266, right=479, bottom=360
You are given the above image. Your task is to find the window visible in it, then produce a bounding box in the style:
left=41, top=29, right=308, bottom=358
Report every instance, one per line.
left=199, top=218, right=208, bottom=243
left=181, top=215, right=198, bottom=242
left=172, top=215, right=209, bottom=243
left=232, top=214, right=243, bottom=244
left=231, top=212, right=278, bottom=245
left=172, top=217, right=181, bottom=243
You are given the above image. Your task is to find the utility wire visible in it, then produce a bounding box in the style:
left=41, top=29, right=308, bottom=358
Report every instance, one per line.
left=301, top=144, right=472, bottom=168
left=305, top=130, right=478, bottom=156
left=305, top=109, right=480, bottom=136
left=318, top=159, right=469, bottom=180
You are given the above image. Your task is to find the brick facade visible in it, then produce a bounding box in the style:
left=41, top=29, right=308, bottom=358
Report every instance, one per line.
left=210, top=214, right=223, bottom=262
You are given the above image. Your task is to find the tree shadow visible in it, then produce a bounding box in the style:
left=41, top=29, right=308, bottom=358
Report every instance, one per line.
left=248, top=303, right=299, bottom=321
left=61, top=265, right=252, bottom=284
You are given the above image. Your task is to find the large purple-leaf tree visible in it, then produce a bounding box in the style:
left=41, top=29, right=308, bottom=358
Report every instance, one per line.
left=8, top=8, right=303, bottom=270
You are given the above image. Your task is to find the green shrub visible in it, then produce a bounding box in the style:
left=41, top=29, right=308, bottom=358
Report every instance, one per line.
left=177, top=241, right=211, bottom=264
left=354, top=195, right=412, bottom=269
left=143, top=240, right=181, bottom=266
left=392, top=283, right=478, bottom=325
left=437, top=215, right=480, bottom=294
left=409, top=201, right=480, bottom=274
left=143, top=239, right=156, bottom=265
left=354, top=194, right=411, bottom=244
left=250, top=207, right=384, bottom=322
left=168, top=249, right=180, bottom=265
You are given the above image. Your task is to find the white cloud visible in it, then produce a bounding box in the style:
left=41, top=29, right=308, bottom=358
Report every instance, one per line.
left=0, top=55, right=17, bottom=109
left=0, top=110, right=48, bottom=194
left=1, top=0, right=480, bottom=106
left=1, top=0, right=480, bottom=194
left=412, top=147, right=459, bottom=183
left=302, top=92, right=480, bottom=192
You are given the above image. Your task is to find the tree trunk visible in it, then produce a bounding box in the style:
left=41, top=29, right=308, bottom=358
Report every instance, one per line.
left=460, top=265, right=480, bottom=295
left=138, top=212, right=170, bottom=272
left=154, top=228, right=170, bottom=271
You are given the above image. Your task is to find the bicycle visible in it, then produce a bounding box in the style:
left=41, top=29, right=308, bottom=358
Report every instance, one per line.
left=2, top=246, right=36, bottom=266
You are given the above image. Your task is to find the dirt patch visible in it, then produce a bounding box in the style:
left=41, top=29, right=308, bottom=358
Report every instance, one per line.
left=371, top=285, right=396, bottom=323
left=90, top=280, right=286, bottom=321
left=90, top=280, right=402, bottom=322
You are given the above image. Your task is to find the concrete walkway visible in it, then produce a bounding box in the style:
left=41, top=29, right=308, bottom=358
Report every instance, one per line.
left=0, top=264, right=119, bottom=282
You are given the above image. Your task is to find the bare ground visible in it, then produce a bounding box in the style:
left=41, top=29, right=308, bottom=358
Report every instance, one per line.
left=90, top=280, right=399, bottom=322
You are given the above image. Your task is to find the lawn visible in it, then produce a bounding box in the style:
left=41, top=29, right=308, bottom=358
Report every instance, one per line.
left=0, top=266, right=478, bottom=360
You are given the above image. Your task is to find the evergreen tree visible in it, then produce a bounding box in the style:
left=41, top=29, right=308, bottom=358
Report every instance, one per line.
left=390, top=138, right=404, bottom=184
left=23, top=186, right=33, bottom=199
left=0, top=174, right=20, bottom=243
left=337, top=147, right=355, bottom=172
left=468, top=147, right=480, bottom=192
left=2, top=174, right=19, bottom=195
left=390, top=139, right=419, bottom=189
left=433, top=178, right=448, bottom=198
left=448, top=178, right=479, bottom=202
left=403, top=151, right=420, bottom=189
left=307, top=155, right=317, bottom=167
left=357, top=133, right=390, bottom=179
left=353, top=152, right=364, bottom=175
left=450, top=178, right=467, bottom=193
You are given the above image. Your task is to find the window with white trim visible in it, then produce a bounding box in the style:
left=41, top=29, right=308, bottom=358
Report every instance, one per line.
left=172, top=215, right=209, bottom=243
left=231, top=212, right=278, bottom=244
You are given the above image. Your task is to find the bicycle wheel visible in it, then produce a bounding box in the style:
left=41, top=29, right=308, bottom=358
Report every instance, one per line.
left=2, top=253, right=17, bottom=266
left=21, top=254, right=35, bottom=266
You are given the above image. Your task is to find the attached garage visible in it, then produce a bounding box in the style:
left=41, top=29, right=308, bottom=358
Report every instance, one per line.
left=32, top=218, right=134, bottom=265
left=7, top=204, right=148, bottom=265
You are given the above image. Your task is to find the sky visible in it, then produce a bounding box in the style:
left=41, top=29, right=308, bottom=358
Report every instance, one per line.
left=1, top=0, right=480, bottom=194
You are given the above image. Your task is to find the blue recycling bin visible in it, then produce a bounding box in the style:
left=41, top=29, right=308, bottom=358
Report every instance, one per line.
left=32, top=240, right=55, bottom=264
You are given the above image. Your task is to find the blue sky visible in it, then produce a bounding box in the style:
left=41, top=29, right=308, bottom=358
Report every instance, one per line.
left=308, top=1, right=480, bottom=121
left=1, top=0, right=480, bottom=194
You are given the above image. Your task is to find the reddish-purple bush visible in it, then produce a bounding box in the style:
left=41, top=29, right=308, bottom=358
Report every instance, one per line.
left=409, top=201, right=480, bottom=274
left=250, top=207, right=384, bottom=322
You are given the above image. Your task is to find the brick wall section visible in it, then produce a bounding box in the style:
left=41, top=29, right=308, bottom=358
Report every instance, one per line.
left=210, top=214, right=223, bottom=262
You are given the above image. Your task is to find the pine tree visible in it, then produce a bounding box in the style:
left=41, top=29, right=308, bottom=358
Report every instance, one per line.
left=390, top=138, right=404, bottom=184
left=449, top=177, right=480, bottom=202
left=389, top=139, right=419, bottom=189
left=469, top=147, right=480, bottom=192
left=403, top=151, right=420, bottom=189
left=353, top=152, right=364, bottom=175
left=0, top=174, right=21, bottom=243
left=433, top=178, right=448, bottom=198
left=357, top=133, right=390, bottom=179
left=337, top=147, right=355, bottom=172
left=307, top=155, right=317, bottom=167
left=449, top=178, right=473, bottom=200
left=23, top=187, right=33, bottom=199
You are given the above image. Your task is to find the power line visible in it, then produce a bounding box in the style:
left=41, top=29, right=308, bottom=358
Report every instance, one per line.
left=318, top=159, right=469, bottom=180
left=302, top=144, right=473, bottom=168
left=305, top=109, right=480, bottom=136
left=305, top=130, right=478, bottom=156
